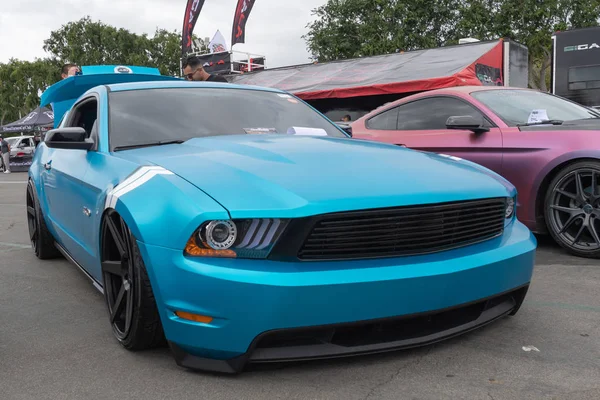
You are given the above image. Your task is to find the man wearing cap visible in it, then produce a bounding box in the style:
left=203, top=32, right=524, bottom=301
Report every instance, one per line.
left=0, top=135, right=11, bottom=173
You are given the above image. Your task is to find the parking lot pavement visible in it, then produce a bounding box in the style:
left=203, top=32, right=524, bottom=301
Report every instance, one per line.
left=0, top=172, right=598, bottom=400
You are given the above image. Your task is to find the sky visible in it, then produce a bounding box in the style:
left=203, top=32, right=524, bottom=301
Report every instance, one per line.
left=0, top=0, right=327, bottom=68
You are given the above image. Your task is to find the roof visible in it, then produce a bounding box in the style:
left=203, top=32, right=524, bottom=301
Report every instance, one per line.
left=5, top=135, right=33, bottom=139
left=40, top=65, right=181, bottom=128
left=40, top=65, right=179, bottom=107
left=40, top=65, right=291, bottom=129
left=229, top=40, right=506, bottom=100
left=106, top=80, right=286, bottom=94
left=424, top=85, right=536, bottom=94
left=360, top=85, right=537, bottom=118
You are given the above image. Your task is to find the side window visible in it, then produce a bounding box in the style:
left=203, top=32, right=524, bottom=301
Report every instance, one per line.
left=366, top=107, right=399, bottom=130
left=396, top=97, right=492, bottom=131
left=66, top=98, right=98, bottom=138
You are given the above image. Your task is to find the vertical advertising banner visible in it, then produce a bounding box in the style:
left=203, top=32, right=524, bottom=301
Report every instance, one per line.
left=182, top=0, right=206, bottom=56
left=231, top=0, right=257, bottom=46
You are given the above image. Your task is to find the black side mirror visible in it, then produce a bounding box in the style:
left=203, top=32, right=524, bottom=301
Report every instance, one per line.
left=446, top=115, right=490, bottom=135
left=45, top=127, right=94, bottom=150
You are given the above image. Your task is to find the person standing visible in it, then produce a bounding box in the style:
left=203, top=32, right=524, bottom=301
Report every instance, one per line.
left=182, top=56, right=228, bottom=82
left=0, top=135, right=11, bottom=174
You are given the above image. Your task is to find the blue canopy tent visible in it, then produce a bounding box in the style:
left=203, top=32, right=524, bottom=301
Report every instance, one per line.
left=40, top=65, right=182, bottom=128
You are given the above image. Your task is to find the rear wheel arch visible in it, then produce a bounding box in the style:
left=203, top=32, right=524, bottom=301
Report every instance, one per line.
left=535, top=157, right=599, bottom=233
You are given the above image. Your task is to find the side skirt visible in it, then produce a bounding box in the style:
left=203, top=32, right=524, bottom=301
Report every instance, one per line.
left=55, top=242, right=104, bottom=294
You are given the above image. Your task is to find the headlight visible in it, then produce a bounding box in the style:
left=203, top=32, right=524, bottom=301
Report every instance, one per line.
left=185, top=218, right=289, bottom=258
left=505, top=196, right=516, bottom=219
left=205, top=220, right=237, bottom=250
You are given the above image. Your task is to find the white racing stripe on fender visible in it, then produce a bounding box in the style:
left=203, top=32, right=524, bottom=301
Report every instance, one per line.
left=105, top=166, right=173, bottom=210
left=439, top=153, right=463, bottom=162
left=108, top=168, right=161, bottom=203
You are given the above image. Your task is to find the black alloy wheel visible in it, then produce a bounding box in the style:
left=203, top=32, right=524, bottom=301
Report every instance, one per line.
left=101, top=210, right=136, bottom=341
left=26, top=180, right=60, bottom=259
left=545, top=161, right=600, bottom=258
left=100, top=209, right=166, bottom=350
left=26, top=183, right=39, bottom=254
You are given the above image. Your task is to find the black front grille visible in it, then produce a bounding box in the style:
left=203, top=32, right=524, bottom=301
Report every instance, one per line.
left=297, top=198, right=506, bottom=260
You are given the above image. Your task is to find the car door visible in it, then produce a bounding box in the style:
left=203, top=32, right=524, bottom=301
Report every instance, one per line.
left=39, top=95, right=99, bottom=270
left=364, top=96, right=504, bottom=175
left=25, top=138, right=35, bottom=155
left=9, top=138, right=22, bottom=157
left=16, top=137, right=34, bottom=156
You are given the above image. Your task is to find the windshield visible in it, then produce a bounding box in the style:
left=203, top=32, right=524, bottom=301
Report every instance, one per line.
left=5, top=138, right=18, bottom=147
left=471, top=89, right=600, bottom=126
left=108, top=88, right=346, bottom=150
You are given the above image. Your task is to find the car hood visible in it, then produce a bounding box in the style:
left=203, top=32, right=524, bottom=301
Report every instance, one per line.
left=116, top=135, right=513, bottom=218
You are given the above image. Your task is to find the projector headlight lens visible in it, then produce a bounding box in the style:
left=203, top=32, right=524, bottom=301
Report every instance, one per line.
left=506, top=197, right=515, bottom=219
left=185, top=218, right=289, bottom=258
left=205, top=220, right=237, bottom=250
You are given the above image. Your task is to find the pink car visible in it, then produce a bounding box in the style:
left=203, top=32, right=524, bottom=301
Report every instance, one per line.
left=352, top=86, right=600, bottom=258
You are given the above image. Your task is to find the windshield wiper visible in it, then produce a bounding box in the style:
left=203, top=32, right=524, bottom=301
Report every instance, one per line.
left=113, top=140, right=185, bottom=151
left=517, top=120, right=564, bottom=127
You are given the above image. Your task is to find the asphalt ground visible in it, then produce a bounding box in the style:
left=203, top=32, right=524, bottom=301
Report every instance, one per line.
left=0, top=172, right=598, bottom=400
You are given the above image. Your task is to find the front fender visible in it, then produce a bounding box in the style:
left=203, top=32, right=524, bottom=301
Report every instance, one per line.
left=27, top=144, right=46, bottom=189
left=106, top=168, right=230, bottom=250
left=27, top=145, right=52, bottom=223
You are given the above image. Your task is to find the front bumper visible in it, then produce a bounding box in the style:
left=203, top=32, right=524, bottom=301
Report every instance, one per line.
left=138, top=220, right=536, bottom=373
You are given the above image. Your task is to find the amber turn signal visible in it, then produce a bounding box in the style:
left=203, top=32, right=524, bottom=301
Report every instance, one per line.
left=175, top=311, right=214, bottom=324
left=184, top=236, right=236, bottom=258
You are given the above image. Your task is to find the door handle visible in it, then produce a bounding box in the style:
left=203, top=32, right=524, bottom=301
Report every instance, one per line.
left=44, top=161, right=52, bottom=170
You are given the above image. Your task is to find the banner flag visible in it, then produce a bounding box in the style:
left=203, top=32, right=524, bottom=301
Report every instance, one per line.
left=231, top=0, right=257, bottom=46
left=209, top=30, right=228, bottom=53
left=182, top=0, right=206, bottom=56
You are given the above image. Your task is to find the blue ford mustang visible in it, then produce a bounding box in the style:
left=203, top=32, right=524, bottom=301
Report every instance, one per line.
left=27, top=65, right=537, bottom=373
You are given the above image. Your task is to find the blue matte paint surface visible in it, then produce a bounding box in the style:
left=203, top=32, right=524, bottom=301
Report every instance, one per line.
left=138, top=220, right=535, bottom=359
left=29, top=66, right=537, bottom=364
left=115, top=135, right=516, bottom=220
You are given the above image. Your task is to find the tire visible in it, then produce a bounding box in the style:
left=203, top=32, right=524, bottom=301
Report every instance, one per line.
left=544, top=161, right=600, bottom=258
left=26, top=180, right=61, bottom=259
left=100, top=210, right=166, bottom=350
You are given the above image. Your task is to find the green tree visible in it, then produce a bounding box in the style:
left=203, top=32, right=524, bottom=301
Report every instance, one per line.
left=43, top=16, right=155, bottom=69
left=0, top=59, right=59, bottom=125
left=305, top=0, right=600, bottom=90
left=304, top=0, right=459, bottom=61
left=1, top=17, right=204, bottom=127
left=493, top=0, right=600, bottom=90
left=43, top=16, right=201, bottom=77
left=147, top=28, right=187, bottom=76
